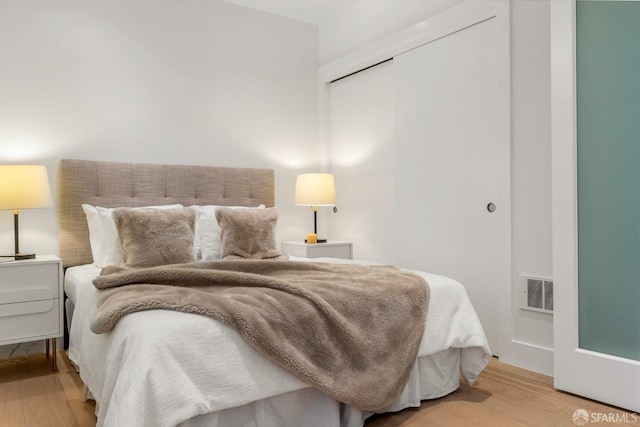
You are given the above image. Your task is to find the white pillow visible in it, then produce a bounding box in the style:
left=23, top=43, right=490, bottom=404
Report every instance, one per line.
left=190, top=205, right=265, bottom=261
left=82, top=204, right=104, bottom=264
left=83, top=204, right=183, bottom=267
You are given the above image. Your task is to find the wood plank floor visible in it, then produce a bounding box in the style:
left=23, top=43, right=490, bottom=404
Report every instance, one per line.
left=0, top=351, right=637, bottom=426
left=0, top=351, right=96, bottom=427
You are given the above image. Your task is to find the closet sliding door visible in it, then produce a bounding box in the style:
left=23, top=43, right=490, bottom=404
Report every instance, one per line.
left=393, top=16, right=510, bottom=355
left=326, top=2, right=510, bottom=357
left=329, top=60, right=395, bottom=264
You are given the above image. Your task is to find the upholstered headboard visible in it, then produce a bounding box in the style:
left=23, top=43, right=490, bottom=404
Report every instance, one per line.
left=57, top=159, right=275, bottom=267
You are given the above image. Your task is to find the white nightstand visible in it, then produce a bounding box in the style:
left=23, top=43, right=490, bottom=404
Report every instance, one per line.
left=281, top=241, right=353, bottom=260
left=0, top=255, right=63, bottom=370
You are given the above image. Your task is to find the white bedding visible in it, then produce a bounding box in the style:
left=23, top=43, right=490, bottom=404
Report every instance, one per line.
left=66, top=257, right=491, bottom=427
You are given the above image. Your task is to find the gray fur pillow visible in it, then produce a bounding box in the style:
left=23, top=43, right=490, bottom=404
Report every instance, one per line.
left=113, top=207, right=196, bottom=267
left=215, top=207, right=288, bottom=260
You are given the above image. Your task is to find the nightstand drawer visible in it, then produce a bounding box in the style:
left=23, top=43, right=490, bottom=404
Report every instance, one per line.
left=282, top=241, right=353, bottom=260
left=0, top=299, right=60, bottom=343
left=0, top=262, right=60, bottom=298
left=1, top=288, right=55, bottom=305
left=306, top=244, right=352, bottom=259
left=0, top=298, right=56, bottom=317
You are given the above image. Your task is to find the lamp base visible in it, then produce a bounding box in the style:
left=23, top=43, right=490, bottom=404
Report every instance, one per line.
left=13, top=253, right=36, bottom=260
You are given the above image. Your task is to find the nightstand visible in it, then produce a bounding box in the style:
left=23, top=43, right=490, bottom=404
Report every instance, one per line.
left=281, top=241, right=353, bottom=260
left=0, top=255, right=63, bottom=370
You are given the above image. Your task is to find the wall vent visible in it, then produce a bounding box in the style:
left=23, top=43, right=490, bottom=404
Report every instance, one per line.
left=522, top=276, right=553, bottom=313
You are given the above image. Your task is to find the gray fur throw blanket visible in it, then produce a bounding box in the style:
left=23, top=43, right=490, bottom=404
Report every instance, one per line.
left=91, top=260, right=430, bottom=412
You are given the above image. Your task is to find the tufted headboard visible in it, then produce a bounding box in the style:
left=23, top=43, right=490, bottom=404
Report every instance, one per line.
left=57, top=159, right=275, bottom=268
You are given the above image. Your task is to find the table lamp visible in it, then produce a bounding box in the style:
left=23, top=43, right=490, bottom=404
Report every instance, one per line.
left=0, top=165, right=52, bottom=260
left=295, top=173, right=335, bottom=244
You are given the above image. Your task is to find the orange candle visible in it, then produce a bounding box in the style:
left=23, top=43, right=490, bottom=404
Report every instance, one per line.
left=307, top=233, right=317, bottom=244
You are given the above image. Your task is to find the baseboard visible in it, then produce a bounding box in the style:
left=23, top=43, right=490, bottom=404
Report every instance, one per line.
left=499, top=339, right=554, bottom=376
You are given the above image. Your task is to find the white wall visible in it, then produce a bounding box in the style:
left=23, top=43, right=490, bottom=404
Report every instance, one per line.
left=0, top=0, right=319, bottom=258
left=320, top=0, right=554, bottom=374
left=0, top=0, right=319, bottom=357
left=507, top=0, right=554, bottom=370
left=0, top=0, right=554, bottom=372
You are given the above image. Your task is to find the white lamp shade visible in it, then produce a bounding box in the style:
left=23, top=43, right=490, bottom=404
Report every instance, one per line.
left=295, top=173, right=336, bottom=206
left=0, top=165, right=53, bottom=210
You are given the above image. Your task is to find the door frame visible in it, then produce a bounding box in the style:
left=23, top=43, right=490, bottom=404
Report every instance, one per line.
left=318, top=0, right=511, bottom=357
left=551, top=0, right=640, bottom=412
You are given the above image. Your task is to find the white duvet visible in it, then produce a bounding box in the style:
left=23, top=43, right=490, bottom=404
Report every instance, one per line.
left=67, top=257, right=491, bottom=427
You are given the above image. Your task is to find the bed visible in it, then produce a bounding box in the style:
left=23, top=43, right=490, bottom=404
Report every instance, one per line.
left=57, top=158, right=491, bottom=427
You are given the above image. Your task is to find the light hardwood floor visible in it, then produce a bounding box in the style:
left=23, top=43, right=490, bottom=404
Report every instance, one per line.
left=0, top=352, right=637, bottom=427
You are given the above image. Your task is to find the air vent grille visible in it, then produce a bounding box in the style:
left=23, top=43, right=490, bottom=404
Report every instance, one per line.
left=527, top=279, right=543, bottom=309
left=522, top=277, right=553, bottom=313
left=544, top=280, right=553, bottom=311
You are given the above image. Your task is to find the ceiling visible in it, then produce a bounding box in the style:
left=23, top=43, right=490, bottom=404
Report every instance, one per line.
left=221, top=0, right=361, bottom=25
